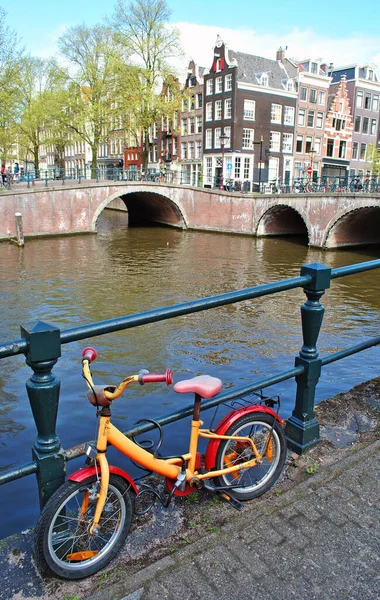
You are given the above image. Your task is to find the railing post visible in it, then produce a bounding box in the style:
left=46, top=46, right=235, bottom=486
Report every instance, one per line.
left=285, top=263, right=331, bottom=454
left=20, top=321, right=65, bottom=508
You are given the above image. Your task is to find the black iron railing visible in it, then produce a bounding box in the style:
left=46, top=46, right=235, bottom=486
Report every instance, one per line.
left=1, top=260, right=380, bottom=510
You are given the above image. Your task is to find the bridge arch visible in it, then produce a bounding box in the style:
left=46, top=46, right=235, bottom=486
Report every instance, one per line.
left=323, top=205, right=380, bottom=248
left=256, top=204, right=310, bottom=243
left=92, top=188, right=188, bottom=230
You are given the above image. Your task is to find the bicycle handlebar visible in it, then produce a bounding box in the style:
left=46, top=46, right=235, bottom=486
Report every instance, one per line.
left=139, top=370, right=173, bottom=385
left=82, top=347, right=97, bottom=363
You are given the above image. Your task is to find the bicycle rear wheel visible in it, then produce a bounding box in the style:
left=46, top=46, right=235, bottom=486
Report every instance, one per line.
left=213, top=412, right=286, bottom=501
left=35, top=474, right=134, bottom=579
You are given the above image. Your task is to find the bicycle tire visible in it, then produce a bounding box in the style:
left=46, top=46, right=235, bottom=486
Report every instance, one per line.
left=35, top=474, right=134, bottom=580
left=213, top=412, right=286, bottom=501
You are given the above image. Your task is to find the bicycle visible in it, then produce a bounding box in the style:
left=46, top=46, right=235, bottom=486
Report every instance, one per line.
left=35, top=347, right=287, bottom=580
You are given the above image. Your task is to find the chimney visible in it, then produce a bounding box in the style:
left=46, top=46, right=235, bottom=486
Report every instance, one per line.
left=276, top=47, right=286, bottom=63
left=320, top=63, right=327, bottom=73
left=329, top=62, right=334, bottom=72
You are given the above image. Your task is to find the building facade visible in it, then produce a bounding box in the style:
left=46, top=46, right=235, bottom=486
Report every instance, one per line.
left=321, top=75, right=353, bottom=181
left=293, top=59, right=331, bottom=181
left=329, top=64, right=380, bottom=177
left=202, top=37, right=297, bottom=188
left=179, top=60, right=204, bottom=185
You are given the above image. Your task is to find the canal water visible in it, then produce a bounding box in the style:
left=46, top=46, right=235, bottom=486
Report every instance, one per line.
left=1, top=209, right=380, bottom=538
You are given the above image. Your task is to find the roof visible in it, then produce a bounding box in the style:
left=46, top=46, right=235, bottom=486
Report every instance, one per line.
left=227, top=49, right=292, bottom=90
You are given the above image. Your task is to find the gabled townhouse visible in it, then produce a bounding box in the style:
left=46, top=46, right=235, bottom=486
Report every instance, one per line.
left=321, top=75, right=353, bottom=181
left=293, top=58, right=331, bottom=181
left=202, top=37, right=298, bottom=188
left=154, top=76, right=181, bottom=181
left=179, top=60, right=205, bottom=185
left=329, top=64, right=380, bottom=177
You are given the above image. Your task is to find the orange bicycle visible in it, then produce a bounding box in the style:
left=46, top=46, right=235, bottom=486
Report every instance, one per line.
left=35, top=347, right=287, bottom=579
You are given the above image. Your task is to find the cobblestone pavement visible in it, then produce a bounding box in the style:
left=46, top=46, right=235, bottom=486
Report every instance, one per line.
left=90, top=440, right=380, bottom=600
left=1, top=440, right=378, bottom=600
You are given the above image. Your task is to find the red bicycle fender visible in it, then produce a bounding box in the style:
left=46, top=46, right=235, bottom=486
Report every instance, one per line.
left=68, top=465, right=138, bottom=494
left=204, top=405, right=284, bottom=471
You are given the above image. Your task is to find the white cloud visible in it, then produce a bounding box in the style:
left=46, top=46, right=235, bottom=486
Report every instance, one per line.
left=173, top=21, right=380, bottom=76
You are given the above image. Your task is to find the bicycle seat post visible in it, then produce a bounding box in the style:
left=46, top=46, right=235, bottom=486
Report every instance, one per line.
left=193, top=393, right=201, bottom=421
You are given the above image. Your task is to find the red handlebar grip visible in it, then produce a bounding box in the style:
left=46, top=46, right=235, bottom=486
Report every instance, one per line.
left=141, top=369, right=173, bottom=386
left=82, top=347, right=97, bottom=363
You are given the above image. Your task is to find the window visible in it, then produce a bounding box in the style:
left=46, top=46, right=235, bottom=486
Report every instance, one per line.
left=373, top=95, right=379, bottom=111
left=365, top=93, right=371, bottom=109
left=206, top=79, right=213, bottom=95
left=300, top=87, right=307, bottom=101
left=214, top=127, right=221, bottom=148
left=352, top=142, right=359, bottom=160
left=339, top=140, right=346, bottom=159
left=354, top=116, right=361, bottom=133
left=196, top=116, right=202, bottom=133
left=282, top=133, right=293, bottom=153
left=242, top=128, right=254, bottom=149
left=190, top=95, right=195, bottom=111
left=205, top=129, right=212, bottom=149
left=316, top=112, right=323, bottom=128
left=307, top=110, right=315, bottom=128
left=224, top=126, right=231, bottom=147
left=368, top=69, right=374, bottom=80
left=205, top=157, right=212, bottom=182
left=362, top=117, right=369, bottom=134
left=296, top=135, right=303, bottom=153
left=215, top=100, right=222, bottom=120
left=206, top=102, right=213, bottom=121
left=181, top=118, right=187, bottom=136
left=181, top=142, right=187, bottom=159
left=235, top=157, right=241, bottom=179
left=298, top=108, right=306, bottom=126
left=309, top=88, right=317, bottom=103
left=305, top=137, right=312, bottom=153
left=215, top=58, right=223, bottom=72
left=244, top=99, right=255, bottom=120
left=271, top=104, right=282, bottom=123
left=188, top=141, right=195, bottom=158
left=261, top=73, right=269, bottom=86
left=224, top=98, right=232, bottom=119
left=287, top=80, right=294, bottom=92
left=196, top=140, right=202, bottom=159
left=188, top=116, right=195, bottom=134
left=371, top=119, right=377, bottom=135
left=182, top=98, right=187, bottom=111
left=311, top=62, right=318, bottom=74
left=360, top=143, right=367, bottom=160
left=284, top=106, right=295, bottom=125
left=225, top=74, right=232, bottom=91
left=243, top=157, right=250, bottom=179
left=215, top=77, right=223, bottom=93
left=314, top=138, right=321, bottom=154
left=356, top=91, right=363, bottom=108
left=327, top=138, right=334, bottom=157
left=334, top=118, right=345, bottom=131
left=173, top=138, right=178, bottom=155
left=318, top=90, right=326, bottom=105
left=270, top=131, right=280, bottom=151
left=268, top=157, right=279, bottom=180
left=196, top=93, right=203, bottom=109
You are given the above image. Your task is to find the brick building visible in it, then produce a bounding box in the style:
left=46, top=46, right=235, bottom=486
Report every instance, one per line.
left=202, top=37, right=297, bottom=188
left=322, top=75, right=353, bottom=181
left=179, top=60, right=204, bottom=185
left=329, top=64, right=380, bottom=177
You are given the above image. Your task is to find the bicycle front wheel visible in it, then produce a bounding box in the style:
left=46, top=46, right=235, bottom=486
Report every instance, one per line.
left=214, top=412, right=286, bottom=501
left=35, top=474, right=134, bottom=580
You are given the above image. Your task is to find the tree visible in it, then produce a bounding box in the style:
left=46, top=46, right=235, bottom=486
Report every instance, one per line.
left=109, top=0, right=183, bottom=169
left=0, top=8, right=23, bottom=162
left=365, top=143, right=380, bottom=175
left=57, top=24, right=122, bottom=169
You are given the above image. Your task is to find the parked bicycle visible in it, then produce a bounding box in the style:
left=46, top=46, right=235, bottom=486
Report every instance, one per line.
left=35, top=348, right=287, bottom=580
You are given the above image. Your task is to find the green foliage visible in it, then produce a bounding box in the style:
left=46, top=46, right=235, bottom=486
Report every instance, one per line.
left=365, top=144, right=380, bottom=174
left=185, top=492, right=199, bottom=504
left=306, top=464, right=319, bottom=475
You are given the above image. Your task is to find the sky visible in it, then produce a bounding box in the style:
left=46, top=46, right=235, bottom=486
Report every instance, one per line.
left=3, top=0, right=380, bottom=77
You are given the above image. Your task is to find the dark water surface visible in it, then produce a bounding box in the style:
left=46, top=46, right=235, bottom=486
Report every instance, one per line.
left=1, top=210, right=380, bottom=537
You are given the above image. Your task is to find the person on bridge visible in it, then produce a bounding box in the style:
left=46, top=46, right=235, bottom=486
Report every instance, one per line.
left=1, top=164, right=7, bottom=186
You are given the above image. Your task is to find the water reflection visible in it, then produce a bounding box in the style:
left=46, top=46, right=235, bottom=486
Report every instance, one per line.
left=1, top=209, right=380, bottom=537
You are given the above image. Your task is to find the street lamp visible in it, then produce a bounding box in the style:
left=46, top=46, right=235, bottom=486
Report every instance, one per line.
left=219, top=133, right=229, bottom=189
left=252, top=136, right=264, bottom=190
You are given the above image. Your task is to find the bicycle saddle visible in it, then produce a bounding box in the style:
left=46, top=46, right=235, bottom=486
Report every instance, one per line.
left=173, top=375, right=222, bottom=399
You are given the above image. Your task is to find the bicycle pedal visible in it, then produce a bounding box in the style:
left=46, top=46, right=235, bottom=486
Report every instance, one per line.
left=218, top=492, right=242, bottom=511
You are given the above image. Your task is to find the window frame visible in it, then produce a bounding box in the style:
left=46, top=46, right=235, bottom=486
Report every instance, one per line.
left=270, top=103, right=282, bottom=124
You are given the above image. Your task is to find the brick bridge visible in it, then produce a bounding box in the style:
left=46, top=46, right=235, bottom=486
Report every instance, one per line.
left=1, top=181, right=380, bottom=248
